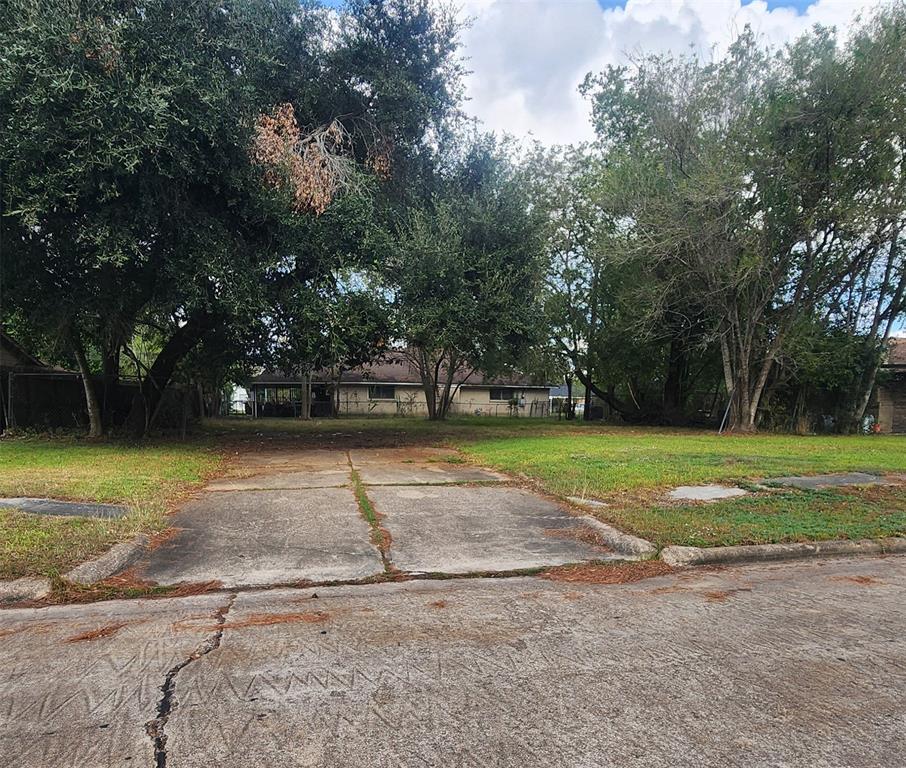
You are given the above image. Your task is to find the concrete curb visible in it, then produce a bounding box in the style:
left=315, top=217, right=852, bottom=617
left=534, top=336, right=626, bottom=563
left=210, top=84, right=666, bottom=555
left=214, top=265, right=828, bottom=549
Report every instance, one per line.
left=661, top=537, right=906, bottom=567
left=64, top=534, right=151, bottom=585
left=579, top=516, right=658, bottom=559
left=0, top=577, right=52, bottom=604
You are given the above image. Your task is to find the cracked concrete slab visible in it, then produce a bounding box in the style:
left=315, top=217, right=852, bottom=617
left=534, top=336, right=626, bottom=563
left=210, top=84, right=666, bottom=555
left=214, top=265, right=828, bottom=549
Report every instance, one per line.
left=355, top=462, right=505, bottom=485
left=206, top=469, right=350, bottom=491
left=136, top=488, right=383, bottom=588
left=350, top=448, right=505, bottom=485
left=0, top=593, right=227, bottom=768
left=370, top=485, right=616, bottom=572
left=226, top=449, right=350, bottom=472
left=766, top=472, right=891, bottom=490
left=0, top=497, right=128, bottom=518
left=0, top=556, right=893, bottom=767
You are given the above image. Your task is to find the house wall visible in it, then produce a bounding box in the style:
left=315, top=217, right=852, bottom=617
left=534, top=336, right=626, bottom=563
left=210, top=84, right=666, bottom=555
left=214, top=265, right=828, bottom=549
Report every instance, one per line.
left=877, top=379, right=906, bottom=433
left=333, top=383, right=551, bottom=417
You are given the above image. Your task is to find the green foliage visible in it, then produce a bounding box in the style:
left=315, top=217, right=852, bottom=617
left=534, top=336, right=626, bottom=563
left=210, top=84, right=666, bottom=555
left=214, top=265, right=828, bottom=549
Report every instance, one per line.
left=575, top=5, right=906, bottom=431
left=384, top=134, right=544, bottom=417
left=0, top=0, right=463, bottom=434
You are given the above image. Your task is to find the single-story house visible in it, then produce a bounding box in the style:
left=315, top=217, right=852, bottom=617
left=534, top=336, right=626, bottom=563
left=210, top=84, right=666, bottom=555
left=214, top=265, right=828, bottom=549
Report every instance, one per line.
left=877, top=338, right=906, bottom=433
left=245, top=352, right=553, bottom=418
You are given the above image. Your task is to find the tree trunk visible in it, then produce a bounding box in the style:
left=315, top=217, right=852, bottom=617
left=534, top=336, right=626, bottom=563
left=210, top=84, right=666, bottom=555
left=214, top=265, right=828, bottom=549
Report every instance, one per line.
left=69, top=328, right=103, bottom=438
left=582, top=371, right=592, bottom=421
left=331, top=369, right=342, bottom=417
left=850, top=241, right=905, bottom=429
left=565, top=375, right=574, bottom=420
left=126, top=308, right=218, bottom=437
left=101, top=342, right=120, bottom=430
left=417, top=349, right=441, bottom=420
left=299, top=373, right=312, bottom=420
left=663, top=335, right=690, bottom=421
left=437, top=353, right=458, bottom=420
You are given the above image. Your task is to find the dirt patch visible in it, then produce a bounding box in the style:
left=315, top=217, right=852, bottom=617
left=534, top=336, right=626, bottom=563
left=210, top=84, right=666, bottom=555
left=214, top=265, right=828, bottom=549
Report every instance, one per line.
left=832, top=575, right=885, bottom=586
left=647, top=584, right=691, bottom=596
left=44, top=568, right=223, bottom=606
left=543, top=526, right=612, bottom=551
left=148, top=527, right=183, bottom=551
left=173, top=610, right=330, bottom=632
left=428, top=599, right=448, bottom=609
left=371, top=526, right=393, bottom=556
left=703, top=587, right=752, bottom=602
left=65, top=621, right=129, bottom=643
left=540, top=560, right=674, bottom=585
left=221, top=611, right=330, bottom=630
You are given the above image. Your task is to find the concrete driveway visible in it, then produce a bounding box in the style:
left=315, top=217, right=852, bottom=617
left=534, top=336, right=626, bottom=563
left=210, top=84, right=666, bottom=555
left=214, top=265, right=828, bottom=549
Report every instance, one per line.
left=2, top=555, right=904, bottom=767
left=136, top=447, right=616, bottom=587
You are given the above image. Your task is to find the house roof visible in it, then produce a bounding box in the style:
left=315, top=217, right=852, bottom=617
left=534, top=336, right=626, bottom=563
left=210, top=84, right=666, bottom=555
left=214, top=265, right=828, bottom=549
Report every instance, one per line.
left=886, top=338, right=906, bottom=368
left=0, top=332, right=51, bottom=371
left=249, top=351, right=551, bottom=388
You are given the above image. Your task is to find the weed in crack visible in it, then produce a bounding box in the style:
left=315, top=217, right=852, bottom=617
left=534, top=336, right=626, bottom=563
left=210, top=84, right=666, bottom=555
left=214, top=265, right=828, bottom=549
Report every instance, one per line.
left=145, top=593, right=236, bottom=767
left=347, top=452, right=397, bottom=574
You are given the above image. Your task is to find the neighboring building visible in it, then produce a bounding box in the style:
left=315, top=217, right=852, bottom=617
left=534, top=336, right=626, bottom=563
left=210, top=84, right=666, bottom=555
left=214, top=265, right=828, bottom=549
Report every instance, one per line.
left=1, top=332, right=75, bottom=431
left=1, top=331, right=193, bottom=432
left=877, top=338, right=906, bottom=434
left=245, top=352, right=552, bottom=418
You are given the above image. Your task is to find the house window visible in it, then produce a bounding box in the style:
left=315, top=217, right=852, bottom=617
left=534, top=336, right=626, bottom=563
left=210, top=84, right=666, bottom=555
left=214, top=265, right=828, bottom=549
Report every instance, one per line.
left=490, top=387, right=519, bottom=401
left=368, top=384, right=395, bottom=400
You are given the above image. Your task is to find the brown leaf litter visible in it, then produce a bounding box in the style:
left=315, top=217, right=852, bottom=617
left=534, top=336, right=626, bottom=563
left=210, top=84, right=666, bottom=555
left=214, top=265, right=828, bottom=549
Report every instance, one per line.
left=541, top=560, right=674, bottom=585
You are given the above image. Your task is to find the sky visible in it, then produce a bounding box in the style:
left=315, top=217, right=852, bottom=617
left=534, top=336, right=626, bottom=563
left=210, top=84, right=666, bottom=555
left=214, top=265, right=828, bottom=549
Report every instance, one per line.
left=457, top=0, right=883, bottom=145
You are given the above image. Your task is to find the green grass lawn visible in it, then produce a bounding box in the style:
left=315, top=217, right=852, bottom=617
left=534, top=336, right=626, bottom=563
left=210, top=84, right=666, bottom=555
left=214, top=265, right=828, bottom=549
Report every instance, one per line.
left=1, top=418, right=904, bottom=581
left=0, top=438, right=221, bottom=580
left=456, top=428, right=906, bottom=495
left=455, top=427, right=906, bottom=547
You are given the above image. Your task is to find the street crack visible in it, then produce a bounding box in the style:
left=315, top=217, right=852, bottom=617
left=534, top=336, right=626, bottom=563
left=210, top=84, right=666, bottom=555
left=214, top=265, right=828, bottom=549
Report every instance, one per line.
left=146, top=593, right=236, bottom=767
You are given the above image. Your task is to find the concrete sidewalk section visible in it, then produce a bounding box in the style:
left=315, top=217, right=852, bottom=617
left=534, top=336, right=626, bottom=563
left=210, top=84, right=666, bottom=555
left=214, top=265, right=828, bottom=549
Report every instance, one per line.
left=0, top=498, right=128, bottom=518
left=765, top=472, right=892, bottom=489
left=208, top=449, right=351, bottom=490
left=370, top=485, right=616, bottom=572
left=137, top=487, right=383, bottom=587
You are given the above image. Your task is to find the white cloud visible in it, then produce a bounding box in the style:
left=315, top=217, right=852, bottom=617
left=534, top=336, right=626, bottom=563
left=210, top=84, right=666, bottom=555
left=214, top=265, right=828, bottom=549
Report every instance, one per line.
left=459, top=0, right=883, bottom=145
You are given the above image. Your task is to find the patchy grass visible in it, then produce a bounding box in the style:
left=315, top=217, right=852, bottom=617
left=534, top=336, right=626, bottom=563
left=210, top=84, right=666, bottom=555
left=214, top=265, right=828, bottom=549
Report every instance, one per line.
left=0, top=437, right=221, bottom=580
left=457, top=428, right=906, bottom=548
left=601, top=486, right=906, bottom=548
left=5, top=418, right=904, bottom=580
left=457, top=429, right=906, bottom=496
left=202, top=415, right=587, bottom=449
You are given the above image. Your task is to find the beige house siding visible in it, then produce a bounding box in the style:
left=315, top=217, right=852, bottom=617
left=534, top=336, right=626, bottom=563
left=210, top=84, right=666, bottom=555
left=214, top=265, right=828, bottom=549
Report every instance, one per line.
left=334, top=383, right=551, bottom=417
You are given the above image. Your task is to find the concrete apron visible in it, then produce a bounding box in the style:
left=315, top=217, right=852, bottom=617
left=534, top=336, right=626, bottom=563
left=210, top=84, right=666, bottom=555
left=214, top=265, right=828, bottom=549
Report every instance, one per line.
left=3, top=556, right=906, bottom=768
left=133, top=449, right=614, bottom=589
